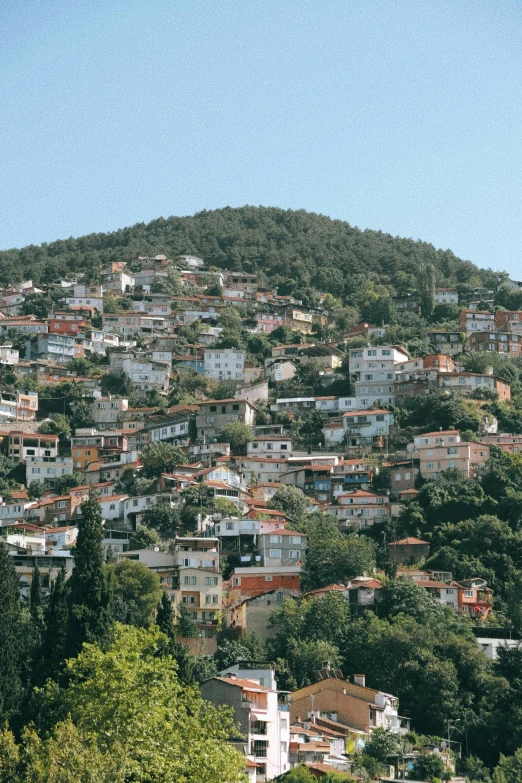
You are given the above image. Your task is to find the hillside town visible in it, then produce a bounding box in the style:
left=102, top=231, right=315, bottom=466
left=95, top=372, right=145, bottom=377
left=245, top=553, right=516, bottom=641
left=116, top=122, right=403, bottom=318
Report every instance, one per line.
left=3, top=252, right=522, bottom=782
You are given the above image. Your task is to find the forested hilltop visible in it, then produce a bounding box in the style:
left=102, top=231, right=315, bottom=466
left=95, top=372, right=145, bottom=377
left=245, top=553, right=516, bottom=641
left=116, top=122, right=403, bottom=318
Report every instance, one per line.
left=0, top=205, right=503, bottom=290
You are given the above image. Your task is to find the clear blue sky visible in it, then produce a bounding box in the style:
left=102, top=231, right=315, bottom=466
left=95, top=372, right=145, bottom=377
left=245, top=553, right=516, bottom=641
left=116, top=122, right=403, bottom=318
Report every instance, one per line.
left=1, top=0, right=521, bottom=276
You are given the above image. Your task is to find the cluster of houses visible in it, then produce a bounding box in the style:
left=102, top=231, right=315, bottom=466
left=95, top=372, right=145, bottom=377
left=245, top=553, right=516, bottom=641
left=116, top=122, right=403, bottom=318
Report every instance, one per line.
left=3, top=258, right=522, bottom=780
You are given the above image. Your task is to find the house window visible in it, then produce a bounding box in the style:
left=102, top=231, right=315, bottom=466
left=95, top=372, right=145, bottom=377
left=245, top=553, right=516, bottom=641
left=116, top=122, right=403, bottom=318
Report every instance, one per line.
left=464, top=589, right=474, bottom=598
left=270, top=535, right=282, bottom=544
left=289, top=550, right=300, bottom=559
left=269, top=549, right=281, bottom=558
left=265, top=576, right=273, bottom=582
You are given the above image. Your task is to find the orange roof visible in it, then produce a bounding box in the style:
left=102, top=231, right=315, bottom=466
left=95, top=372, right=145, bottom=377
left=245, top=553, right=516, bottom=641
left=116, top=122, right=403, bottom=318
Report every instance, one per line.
left=215, top=677, right=272, bottom=692
left=391, top=536, right=429, bottom=545
left=343, top=409, right=390, bottom=417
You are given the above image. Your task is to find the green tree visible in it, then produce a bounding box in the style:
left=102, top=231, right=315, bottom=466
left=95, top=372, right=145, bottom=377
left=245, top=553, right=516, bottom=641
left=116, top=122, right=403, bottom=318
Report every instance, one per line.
left=412, top=750, right=451, bottom=781
left=108, top=559, right=162, bottom=628
left=362, top=727, right=401, bottom=761
left=30, top=563, right=43, bottom=624
left=141, top=503, right=181, bottom=537
left=41, top=564, right=69, bottom=678
left=156, top=592, right=174, bottom=640
left=38, top=413, right=72, bottom=443
left=219, top=421, right=253, bottom=455
left=271, top=485, right=311, bottom=519
left=417, top=261, right=437, bottom=316
left=493, top=748, right=522, bottom=783
left=66, top=494, right=112, bottom=658
left=0, top=542, right=23, bottom=724
left=212, top=380, right=238, bottom=399
left=129, top=525, right=160, bottom=550
left=177, top=604, right=199, bottom=638
left=2, top=624, right=246, bottom=783
left=214, top=497, right=241, bottom=517
left=139, top=442, right=186, bottom=478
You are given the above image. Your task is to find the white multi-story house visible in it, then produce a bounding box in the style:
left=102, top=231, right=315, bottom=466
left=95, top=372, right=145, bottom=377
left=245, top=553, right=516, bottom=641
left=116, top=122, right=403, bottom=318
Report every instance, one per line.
left=339, top=346, right=409, bottom=410
left=327, top=490, right=391, bottom=529
left=26, top=456, right=74, bottom=486
left=65, top=284, right=104, bottom=312
left=323, top=410, right=394, bottom=448
left=435, top=288, right=459, bottom=305
left=92, top=397, right=129, bottom=425
left=247, top=436, right=292, bottom=457
left=200, top=663, right=290, bottom=782
left=122, top=357, right=170, bottom=394
left=204, top=349, right=246, bottom=382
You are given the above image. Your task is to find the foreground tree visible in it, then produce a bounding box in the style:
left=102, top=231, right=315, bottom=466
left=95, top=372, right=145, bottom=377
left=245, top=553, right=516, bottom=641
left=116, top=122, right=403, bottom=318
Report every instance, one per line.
left=108, top=559, right=162, bottom=628
left=0, top=542, right=23, bottom=725
left=0, top=624, right=246, bottom=783
left=66, top=494, right=112, bottom=658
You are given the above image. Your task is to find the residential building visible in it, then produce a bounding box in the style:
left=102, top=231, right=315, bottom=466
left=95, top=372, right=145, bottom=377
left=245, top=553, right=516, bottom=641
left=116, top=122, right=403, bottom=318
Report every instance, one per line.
left=92, top=397, right=129, bottom=426
left=435, top=287, right=459, bottom=305
left=459, top=310, right=495, bottom=336
left=247, top=436, right=292, bottom=457
left=1, top=431, right=59, bottom=460
left=228, top=566, right=302, bottom=601
left=0, top=345, right=19, bottom=364
left=0, top=391, right=38, bottom=421
left=425, top=330, right=465, bottom=356
left=196, top=398, right=256, bottom=441
left=468, top=331, right=522, bottom=356
left=289, top=674, right=409, bottom=735
left=413, top=432, right=490, bottom=480
left=256, top=529, right=307, bottom=568
left=122, top=357, right=170, bottom=394
left=437, top=372, right=510, bottom=401
left=122, top=537, right=222, bottom=654
left=389, top=537, right=430, bottom=565
left=200, top=664, right=290, bottom=782
left=327, top=490, right=391, bottom=530
left=26, top=456, right=74, bottom=486
left=203, top=348, right=246, bottom=382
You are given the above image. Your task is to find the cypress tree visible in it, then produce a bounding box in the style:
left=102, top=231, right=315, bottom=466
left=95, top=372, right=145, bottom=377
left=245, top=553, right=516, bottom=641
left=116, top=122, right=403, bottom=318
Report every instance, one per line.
left=0, top=542, right=23, bottom=724
left=156, top=591, right=175, bottom=640
left=66, top=492, right=112, bottom=657
left=41, top=563, right=69, bottom=678
left=30, top=562, right=43, bottom=623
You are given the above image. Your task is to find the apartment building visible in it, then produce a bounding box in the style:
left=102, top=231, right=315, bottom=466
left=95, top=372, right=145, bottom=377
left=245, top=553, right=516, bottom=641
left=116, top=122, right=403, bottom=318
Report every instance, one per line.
left=494, top=310, right=522, bottom=334
left=459, top=310, right=495, bottom=336
left=196, top=398, right=256, bottom=440
left=122, top=537, right=222, bottom=653
left=468, top=331, right=522, bottom=356
left=1, top=431, right=59, bottom=460
left=425, top=330, right=465, bottom=356
left=65, top=284, right=104, bottom=312
left=200, top=664, right=290, bottom=782
left=203, top=348, right=245, bottom=382
left=0, top=391, right=38, bottom=422
left=289, top=309, right=314, bottom=334
left=26, top=456, right=74, bottom=486
left=102, top=312, right=141, bottom=336
left=0, top=345, right=19, bottom=365
left=31, top=333, right=85, bottom=362
left=92, top=397, right=129, bottom=426
left=228, top=566, right=302, bottom=601
left=0, top=317, right=48, bottom=335
left=328, top=490, right=391, bottom=529
left=339, top=410, right=394, bottom=449
left=482, top=433, right=522, bottom=454
left=122, top=357, right=170, bottom=394
left=343, top=345, right=409, bottom=410
left=256, top=312, right=287, bottom=332
left=435, top=287, right=459, bottom=304
left=247, top=436, right=292, bottom=457
left=412, top=432, right=490, bottom=480
left=256, top=529, right=307, bottom=568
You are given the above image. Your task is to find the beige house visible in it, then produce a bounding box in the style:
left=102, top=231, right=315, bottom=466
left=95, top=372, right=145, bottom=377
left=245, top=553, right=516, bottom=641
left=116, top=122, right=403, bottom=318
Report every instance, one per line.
left=289, top=675, right=409, bottom=736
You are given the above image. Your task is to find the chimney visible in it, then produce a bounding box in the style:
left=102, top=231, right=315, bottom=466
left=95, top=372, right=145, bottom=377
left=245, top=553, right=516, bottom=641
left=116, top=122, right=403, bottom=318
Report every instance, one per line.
left=354, top=674, right=366, bottom=688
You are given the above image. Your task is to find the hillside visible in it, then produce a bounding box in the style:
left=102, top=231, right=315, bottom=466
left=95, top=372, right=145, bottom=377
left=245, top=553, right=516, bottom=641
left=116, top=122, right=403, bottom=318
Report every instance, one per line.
left=0, top=206, right=500, bottom=293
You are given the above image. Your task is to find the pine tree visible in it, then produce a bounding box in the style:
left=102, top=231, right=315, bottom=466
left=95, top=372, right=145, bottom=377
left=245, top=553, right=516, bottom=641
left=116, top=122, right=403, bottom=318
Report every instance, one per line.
left=0, top=542, right=23, bottom=724
left=66, top=493, right=112, bottom=658
left=156, top=591, right=174, bottom=640
left=41, top=564, right=69, bottom=679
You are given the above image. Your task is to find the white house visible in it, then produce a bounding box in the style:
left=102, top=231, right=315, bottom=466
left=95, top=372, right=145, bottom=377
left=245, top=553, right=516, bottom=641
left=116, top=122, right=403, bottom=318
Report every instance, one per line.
left=204, top=349, right=246, bottom=382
